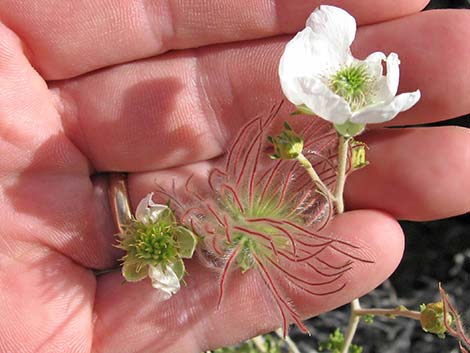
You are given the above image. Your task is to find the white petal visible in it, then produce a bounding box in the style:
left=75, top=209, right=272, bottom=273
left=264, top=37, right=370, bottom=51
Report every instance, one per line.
left=371, top=76, right=393, bottom=103
left=306, top=5, right=356, bottom=57
left=279, top=6, right=358, bottom=112
left=135, top=193, right=153, bottom=221
left=280, top=28, right=322, bottom=79
left=296, top=77, right=352, bottom=124
left=385, top=53, right=400, bottom=96
left=149, top=264, right=181, bottom=298
left=135, top=192, right=168, bottom=224
left=279, top=27, right=351, bottom=108
left=279, top=27, right=345, bottom=84
left=350, top=90, right=421, bottom=123
left=364, top=51, right=386, bottom=78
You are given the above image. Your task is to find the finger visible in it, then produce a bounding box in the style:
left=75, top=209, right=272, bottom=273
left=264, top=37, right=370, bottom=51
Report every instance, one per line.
left=92, top=210, right=404, bottom=353
left=128, top=125, right=470, bottom=222
left=2, top=0, right=428, bottom=79
left=0, top=23, right=97, bottom=344
left=52, top=10, right=470, bottom=171
left=0, top=238, right=95, bottom=352
left=0, top=22, right=118, bottom=269
left=345, top=126, right=470, bottom=221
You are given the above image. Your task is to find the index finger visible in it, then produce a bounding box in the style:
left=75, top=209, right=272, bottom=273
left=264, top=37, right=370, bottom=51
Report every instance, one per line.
left=1, top=0, right=428, bottom=79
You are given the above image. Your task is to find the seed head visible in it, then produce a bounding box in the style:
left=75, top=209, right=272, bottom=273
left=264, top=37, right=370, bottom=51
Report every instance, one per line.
left=162, top=103, right=372, bottom=333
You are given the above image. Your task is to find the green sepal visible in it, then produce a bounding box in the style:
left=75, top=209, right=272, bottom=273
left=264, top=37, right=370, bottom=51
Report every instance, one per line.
left=175, top=226, right=198, bottom=258
left=170, top=258, right=186, bottom=281
left=122, top=261, right=148, bottom=282
left=157, top=207, right=177, bottom=225
left=290, top=104, right=315, bottom=116
left=334, top=121, right=365, bottom=138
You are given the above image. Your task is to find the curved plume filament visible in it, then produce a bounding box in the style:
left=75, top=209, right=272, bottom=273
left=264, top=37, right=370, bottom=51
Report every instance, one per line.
left=287, top=277, right=348, bottom=297
left=208, top=168, right=228, bottom=192
left=223, top=214, right=232, bottom=243
left=267, top=258, right=344, bottom=287
left=236, top=119, right=265, bottom=187
left=220, top=183, right=245, bottom=214
left=217, top=244, right=242, bottom=309
left=233, top=226, right=280, bottom=258
left=185, top=174, right=203, bottom=201
left=254, top=255, right=309, bottom=335
left=226, top=117, right=260, bottom=174
left=258, top=159, right=283, bottom=202
left=315, top=256, right=354, bottom=270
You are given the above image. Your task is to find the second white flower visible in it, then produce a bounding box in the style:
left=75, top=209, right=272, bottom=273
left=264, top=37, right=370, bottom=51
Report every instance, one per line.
left=279, top=5, right=421, bottom=131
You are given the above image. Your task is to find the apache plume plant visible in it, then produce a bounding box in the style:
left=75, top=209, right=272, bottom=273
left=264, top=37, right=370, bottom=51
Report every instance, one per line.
left=164, top=103, right=373, bottom=334
left=113, top=5, right=470, bottom=353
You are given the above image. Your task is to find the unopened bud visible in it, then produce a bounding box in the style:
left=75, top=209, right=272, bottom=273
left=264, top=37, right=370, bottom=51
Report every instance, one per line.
left=420, top=301, right=453, bottom=337
left=268, top=122, right=304, bottom=160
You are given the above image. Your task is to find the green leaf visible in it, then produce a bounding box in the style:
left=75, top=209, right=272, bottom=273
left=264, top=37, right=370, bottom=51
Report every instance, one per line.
left=122, top=261, right=148, bottom=282
left=334, top=121, right=365, bottom=138
left=318, top=329, right=363, bottom=353
left=170, top=259, right=186, bottom=281
left=211, top=334, right=283, bottom=353
left=175, top=226, right=198, bottom=258
left=363, top=314, right=374, bottom=324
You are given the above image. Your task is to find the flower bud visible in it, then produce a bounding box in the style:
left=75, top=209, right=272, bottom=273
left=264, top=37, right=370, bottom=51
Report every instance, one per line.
left=268, top=122, right=304, bottom=160
left=420, top=301, right=453, bottom=337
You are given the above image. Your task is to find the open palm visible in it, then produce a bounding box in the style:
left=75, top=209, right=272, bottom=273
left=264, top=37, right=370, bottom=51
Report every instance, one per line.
left=0, top=1, right=469, bottom=352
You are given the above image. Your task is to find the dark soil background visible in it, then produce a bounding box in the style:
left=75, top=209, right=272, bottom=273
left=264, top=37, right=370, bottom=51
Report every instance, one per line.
left=291, top=1, right=470, bottom=352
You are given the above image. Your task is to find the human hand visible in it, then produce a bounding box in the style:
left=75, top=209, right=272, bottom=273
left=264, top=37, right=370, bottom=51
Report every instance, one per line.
left=0, top=1, right=469, bottom=352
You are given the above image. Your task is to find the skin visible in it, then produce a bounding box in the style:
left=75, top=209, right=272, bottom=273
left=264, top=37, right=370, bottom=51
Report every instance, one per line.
left=0, top=1, right=469, bottom=352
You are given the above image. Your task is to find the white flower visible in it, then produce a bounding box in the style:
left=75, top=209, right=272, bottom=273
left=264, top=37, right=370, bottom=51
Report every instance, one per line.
left=279, top=5, right=420, bottom=131
left=135, top=192, right=168, bottom=224
left=148, top=264, right=181, bottom=300
left=119, top=192, right=197, bottom=300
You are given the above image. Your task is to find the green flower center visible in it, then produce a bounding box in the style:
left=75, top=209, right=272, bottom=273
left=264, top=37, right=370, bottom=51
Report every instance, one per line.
left=218, top=192, right=297, bottom=273
left=128, top=222, right=177, bottom=266
left=330, top=64, right=373, bottom=111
